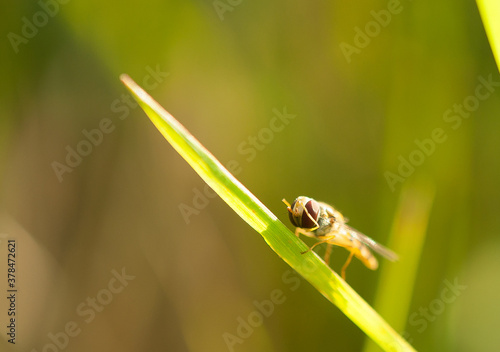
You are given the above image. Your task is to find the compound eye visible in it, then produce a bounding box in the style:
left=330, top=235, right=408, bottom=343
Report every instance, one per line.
left=288, top=199, right=299, bottom=226
left=301, top=200, right=320, bottom=229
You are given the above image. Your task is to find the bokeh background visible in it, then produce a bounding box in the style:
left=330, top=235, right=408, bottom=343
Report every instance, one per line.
left=1, top=1, right=499, bottom=351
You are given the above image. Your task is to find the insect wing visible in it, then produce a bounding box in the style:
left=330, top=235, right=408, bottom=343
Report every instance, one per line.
left=345, top=225, right=399, bottom=262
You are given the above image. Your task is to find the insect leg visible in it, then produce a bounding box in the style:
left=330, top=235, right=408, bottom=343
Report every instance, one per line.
left=295, top=227, right=304, bottom=237
left=323, top=243, right=333, bottom=264
left=341, top=251, right=355, bottom=280
left=295, top=227, right=317, bottom=239
left=300, top=239, right=330, bottom=254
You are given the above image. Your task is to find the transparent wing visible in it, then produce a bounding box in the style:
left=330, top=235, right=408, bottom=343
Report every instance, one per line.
left=345, top=225, right=399, bottom=262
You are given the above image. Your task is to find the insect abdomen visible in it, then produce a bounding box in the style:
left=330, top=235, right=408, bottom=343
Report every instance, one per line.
left=352, top=239, right=378, bottom=270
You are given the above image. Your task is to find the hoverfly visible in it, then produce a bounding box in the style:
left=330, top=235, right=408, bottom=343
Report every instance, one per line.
left=283, top=196, right=398, bottom=279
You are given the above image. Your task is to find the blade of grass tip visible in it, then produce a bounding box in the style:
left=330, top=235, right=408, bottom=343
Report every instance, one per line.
left=476, top=0, right=500, bottom=72
left=120, top=74, right=416, bottom=352
left=363, top=179, right=435, bottom=352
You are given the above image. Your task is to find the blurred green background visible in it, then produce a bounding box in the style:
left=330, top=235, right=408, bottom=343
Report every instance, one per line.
left=1, top=1, right=499, bottom=351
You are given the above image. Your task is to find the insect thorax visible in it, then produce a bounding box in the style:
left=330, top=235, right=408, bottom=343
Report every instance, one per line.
left=314, top=209, right=336, bottom=237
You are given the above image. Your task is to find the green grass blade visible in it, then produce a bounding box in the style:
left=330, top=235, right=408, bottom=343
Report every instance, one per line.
left=120, top=74, right=416, bottom=352
left=363, top=180, right=434, bottom=352
left=477, top=0, right=500, bottom=72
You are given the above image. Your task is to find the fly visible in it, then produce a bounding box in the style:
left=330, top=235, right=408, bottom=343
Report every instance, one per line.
left=283, top=196, right=398, bottom=279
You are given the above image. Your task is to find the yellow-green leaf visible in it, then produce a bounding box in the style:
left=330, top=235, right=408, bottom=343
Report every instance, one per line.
left=120, top=74, right=416, bottom=352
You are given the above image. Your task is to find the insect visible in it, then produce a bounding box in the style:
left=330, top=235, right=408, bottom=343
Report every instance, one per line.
left=283, top=196, right=398, bottom=279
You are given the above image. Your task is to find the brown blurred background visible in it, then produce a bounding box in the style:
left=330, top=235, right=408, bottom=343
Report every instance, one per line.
left=0, top=1, right=499, bottom=351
